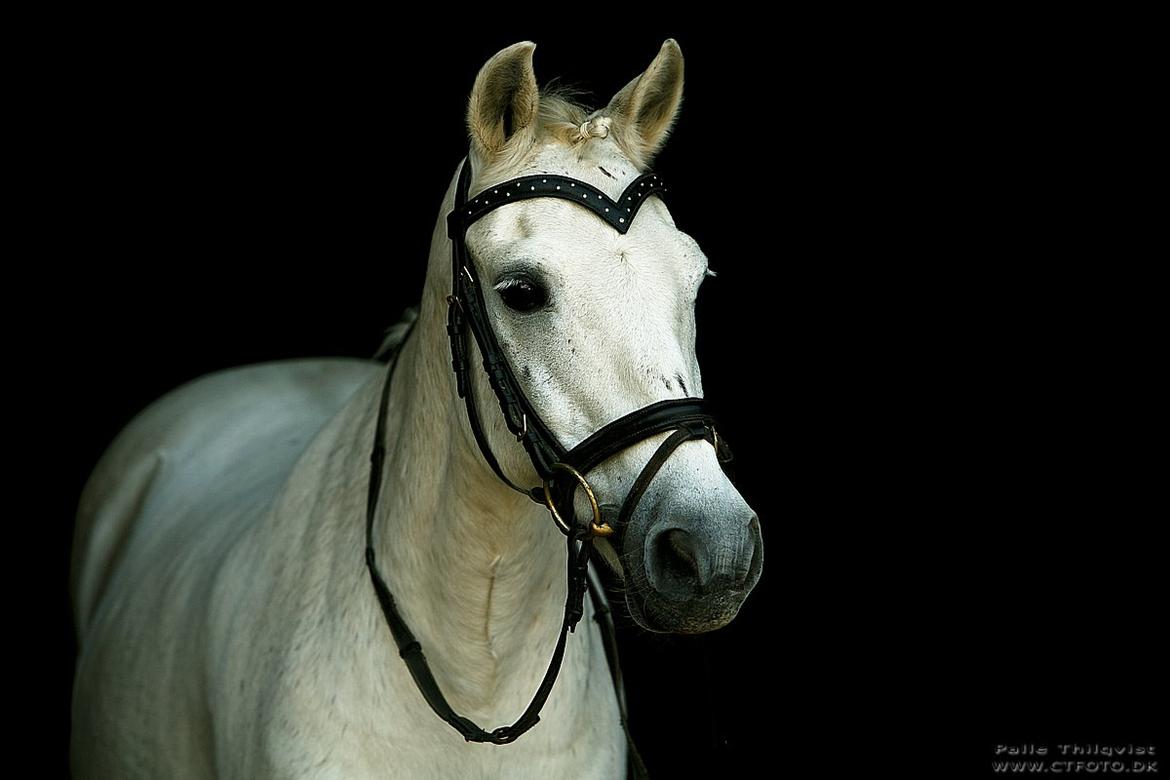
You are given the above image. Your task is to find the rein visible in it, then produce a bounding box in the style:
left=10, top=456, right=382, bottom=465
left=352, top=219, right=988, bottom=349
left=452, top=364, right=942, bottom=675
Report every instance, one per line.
left=364, top=152, right=735, bottom=777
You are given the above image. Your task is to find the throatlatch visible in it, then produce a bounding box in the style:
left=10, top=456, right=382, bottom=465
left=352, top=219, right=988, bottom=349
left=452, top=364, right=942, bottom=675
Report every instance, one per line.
left=364, top=152, right=736, bottom=777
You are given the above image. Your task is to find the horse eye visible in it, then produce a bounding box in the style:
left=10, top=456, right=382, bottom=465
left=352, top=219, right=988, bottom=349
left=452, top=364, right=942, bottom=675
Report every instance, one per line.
left=495, top=278, right=547, bottom=313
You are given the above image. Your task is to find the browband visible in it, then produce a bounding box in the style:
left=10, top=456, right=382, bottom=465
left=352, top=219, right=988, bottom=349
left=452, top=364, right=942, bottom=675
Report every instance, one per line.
left=447, top=170, right=668, bottom=239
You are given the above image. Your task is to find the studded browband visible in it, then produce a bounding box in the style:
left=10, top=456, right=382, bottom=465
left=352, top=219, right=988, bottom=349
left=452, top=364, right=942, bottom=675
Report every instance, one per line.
left=364, top=151, right=734, bottom=773
left=447, top=167, right=669, bottom=237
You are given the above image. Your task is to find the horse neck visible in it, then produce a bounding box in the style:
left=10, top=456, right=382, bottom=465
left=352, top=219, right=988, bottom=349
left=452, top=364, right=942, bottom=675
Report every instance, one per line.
left=369, top=179, right=570, bottom=719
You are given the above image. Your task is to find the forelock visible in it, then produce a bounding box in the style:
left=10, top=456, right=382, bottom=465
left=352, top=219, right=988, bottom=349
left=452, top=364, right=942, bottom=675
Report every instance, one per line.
left=471, top=82, right=642, bottom=190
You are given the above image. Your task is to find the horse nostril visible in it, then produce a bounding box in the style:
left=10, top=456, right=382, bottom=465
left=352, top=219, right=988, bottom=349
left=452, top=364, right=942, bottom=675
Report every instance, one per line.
left=742, top=514, right=763, bottom=589
left=649, top=529, right=709, bottom=600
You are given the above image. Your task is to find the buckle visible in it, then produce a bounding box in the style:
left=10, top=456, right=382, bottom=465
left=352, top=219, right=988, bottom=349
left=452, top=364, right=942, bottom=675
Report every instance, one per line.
left=541, top=463, right=612, bottom=538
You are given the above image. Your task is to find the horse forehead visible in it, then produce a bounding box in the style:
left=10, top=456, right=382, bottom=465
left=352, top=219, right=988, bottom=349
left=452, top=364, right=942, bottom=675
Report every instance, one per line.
left=523, top=141, right=643, bottom=199
left=475, top=201, right=686, bottom=275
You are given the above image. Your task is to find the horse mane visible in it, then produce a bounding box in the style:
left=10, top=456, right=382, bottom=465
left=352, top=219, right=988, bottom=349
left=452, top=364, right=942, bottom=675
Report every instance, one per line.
left=372, top=306, right=419, bottom=361
left=535, top=79, right=595, bottom=144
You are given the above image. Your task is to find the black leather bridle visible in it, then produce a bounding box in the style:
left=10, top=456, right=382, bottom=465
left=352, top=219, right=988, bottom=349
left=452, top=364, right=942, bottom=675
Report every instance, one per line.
left=364, top=151, right=734, bottom=776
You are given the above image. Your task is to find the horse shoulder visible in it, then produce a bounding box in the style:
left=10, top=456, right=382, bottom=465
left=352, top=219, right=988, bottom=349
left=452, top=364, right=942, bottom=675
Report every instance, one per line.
left=71, top=357, right=382, bottom=778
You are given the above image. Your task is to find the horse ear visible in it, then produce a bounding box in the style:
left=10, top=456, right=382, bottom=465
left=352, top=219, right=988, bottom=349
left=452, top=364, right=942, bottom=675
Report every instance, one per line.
left=602, top=39, right=685, bottom=168
left=467, top=41, right=540, bottom=166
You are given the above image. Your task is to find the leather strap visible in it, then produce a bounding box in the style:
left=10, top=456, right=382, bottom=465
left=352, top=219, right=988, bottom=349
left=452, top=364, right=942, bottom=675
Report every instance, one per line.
left=365, top=329, right=602, bottom=745
left=448, top=158, right=568, bottom=481
left=563, top=398, right=715, bottom=475
left=587, top=559, right=650, bottom=779
left=448, top=170, right=668, bottom=239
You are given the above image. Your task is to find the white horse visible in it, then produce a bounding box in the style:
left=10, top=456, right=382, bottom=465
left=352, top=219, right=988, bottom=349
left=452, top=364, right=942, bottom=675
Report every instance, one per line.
left=70, top=39, right=763, bottom=779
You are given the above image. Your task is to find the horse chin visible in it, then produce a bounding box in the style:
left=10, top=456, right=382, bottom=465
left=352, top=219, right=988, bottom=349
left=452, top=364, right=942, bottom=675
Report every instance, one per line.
left=625, top=588, right=744, bottom=635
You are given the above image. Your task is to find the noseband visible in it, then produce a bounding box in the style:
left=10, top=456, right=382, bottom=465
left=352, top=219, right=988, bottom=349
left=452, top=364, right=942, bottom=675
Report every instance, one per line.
left=364, top=151, right=735, bottom=770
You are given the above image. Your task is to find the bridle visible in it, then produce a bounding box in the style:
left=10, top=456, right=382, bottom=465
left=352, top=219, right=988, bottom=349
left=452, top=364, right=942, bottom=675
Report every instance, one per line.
left=364, top=150, right=735, bottom=774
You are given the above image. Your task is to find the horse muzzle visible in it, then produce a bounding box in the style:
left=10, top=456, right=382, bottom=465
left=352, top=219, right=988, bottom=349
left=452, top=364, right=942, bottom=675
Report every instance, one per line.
left=625, top=494, right=764, bottom=634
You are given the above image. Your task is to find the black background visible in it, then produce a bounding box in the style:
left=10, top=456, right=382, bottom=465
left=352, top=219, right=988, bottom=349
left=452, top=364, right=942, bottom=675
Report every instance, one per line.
left=28, top=10, right=1160, bottom=779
